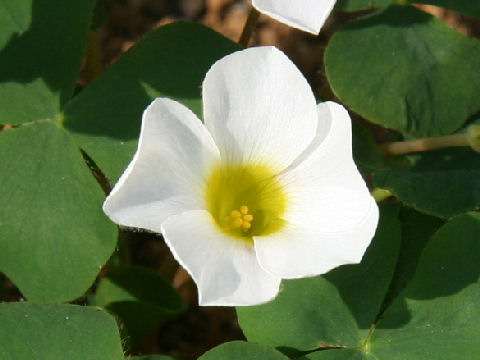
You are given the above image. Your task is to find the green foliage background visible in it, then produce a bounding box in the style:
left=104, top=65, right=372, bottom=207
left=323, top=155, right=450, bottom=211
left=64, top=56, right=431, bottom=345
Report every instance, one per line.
left=0, top=0, right=479, bottom=359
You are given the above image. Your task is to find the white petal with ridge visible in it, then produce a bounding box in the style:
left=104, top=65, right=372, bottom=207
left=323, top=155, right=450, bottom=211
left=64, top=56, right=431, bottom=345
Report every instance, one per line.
left=103, top=98, right=220, bottom=232
left=252, top=0, right=337, bottom=34
left=162, top=210, right=281, bottom=306
left=203, top=46, right=317, bottom=172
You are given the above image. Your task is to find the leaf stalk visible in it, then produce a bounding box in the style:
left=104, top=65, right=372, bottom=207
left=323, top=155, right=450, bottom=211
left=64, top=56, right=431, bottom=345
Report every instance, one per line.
left=238, top=6, right=261, bottom=47
left=379, top=132, right=470, bottom=155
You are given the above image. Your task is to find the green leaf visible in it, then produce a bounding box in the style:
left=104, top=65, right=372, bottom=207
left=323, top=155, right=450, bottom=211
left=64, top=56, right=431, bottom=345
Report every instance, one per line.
left=351, top=121, right=409, bottom=171
left=370, top=212, right=480, bottom=358
left=335, top=0, right=480, bottom=16
left=0, top=122, right=117, bottom=302
left=198, top=341, right=289, bottom=360
left=352, top=121, right=384, bottom=170
left=299, top=349, right=371, bottom=360
left=374, top=147, right=480, bottom=218
left=0, top=302, right=124, bottom=360
left=0, top=0, right=95, bottom=124
left=237, top=205, right=401, bottom=351
left=415, top=1, right=480, bottom=17
left=64, top=22, right=241, bottom=182
left=297, top=213, right=480, bottom=359
left=91, top=0, right=108, bottom=30
left=381, top=207, right=444, bottom=309
left=335, top=0, right=392, bottom=12
left=129, top=356, right=175, bottom=360
left=91, top=266, right=184, bottom=342
left=325, top=5, right=480, bottom=137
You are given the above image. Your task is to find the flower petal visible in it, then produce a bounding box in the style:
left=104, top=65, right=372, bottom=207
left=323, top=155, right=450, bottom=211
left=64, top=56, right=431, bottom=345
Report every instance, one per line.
left=161, top=210, right=281, bottom=306
left=252, top=0, right=336, bottom=34
left=254, top=101, right=379, bottom=279
left=279, top=101, right=377, bottom=233
left=103, top=98, right=220, bottom=232
left=254, top=197, right=379, bottom=278
left=203, top=46, right=317, bottom=172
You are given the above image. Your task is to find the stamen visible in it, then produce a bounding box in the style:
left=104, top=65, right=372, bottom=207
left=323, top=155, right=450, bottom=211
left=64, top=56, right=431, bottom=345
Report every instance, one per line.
left=242, top=222, right=251, bottom=230
left=231, top=210, right=241, bottom=218
left=233, top=218, right=244, bottom=228
left=225, top=205, right=255, bottom=234
left=206, top=164, right=287, bottom=238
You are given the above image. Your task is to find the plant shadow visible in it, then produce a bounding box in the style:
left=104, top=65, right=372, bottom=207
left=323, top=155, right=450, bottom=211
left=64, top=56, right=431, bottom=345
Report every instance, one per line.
left=0, top=0, right=95, bottom=108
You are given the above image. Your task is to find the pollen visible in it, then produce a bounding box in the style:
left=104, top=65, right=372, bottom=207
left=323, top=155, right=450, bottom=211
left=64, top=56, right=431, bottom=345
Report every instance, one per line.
left=225, top=206, right=254, bottom=233
left=231, top=210, right=241, bottom=218
left=205, top=163, right=288, bottom=241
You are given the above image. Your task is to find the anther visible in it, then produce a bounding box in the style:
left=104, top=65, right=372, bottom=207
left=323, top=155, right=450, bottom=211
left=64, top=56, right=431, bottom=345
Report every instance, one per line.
left=233, top=218, right=244, bottom=228
left=225, top=205, right=254, bottom=233
left=230, top=210, right=241, bottom=218
left=243, top=214, right=253, bottom=222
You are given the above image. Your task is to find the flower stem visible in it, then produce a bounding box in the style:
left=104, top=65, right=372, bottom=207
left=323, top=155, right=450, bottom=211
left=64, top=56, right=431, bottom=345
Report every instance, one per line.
left=85, top=30, right=103, bottom=84
left=379, top=133, right=469, bottom=156
left=238, top=6, right=260, bottom=47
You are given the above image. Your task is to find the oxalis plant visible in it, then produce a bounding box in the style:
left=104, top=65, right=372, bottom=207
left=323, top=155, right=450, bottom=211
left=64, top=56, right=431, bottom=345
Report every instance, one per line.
left=1, top=0, right=480, bottom=359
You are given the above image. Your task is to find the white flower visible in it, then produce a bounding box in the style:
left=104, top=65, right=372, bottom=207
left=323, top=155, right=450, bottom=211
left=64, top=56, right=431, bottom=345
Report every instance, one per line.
left=103, top=46, right=378, bottom=306
left=252, top=0, right=337, bottom=34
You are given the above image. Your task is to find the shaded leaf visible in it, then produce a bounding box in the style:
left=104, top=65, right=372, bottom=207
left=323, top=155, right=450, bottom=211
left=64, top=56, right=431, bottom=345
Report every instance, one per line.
left=371, top=212, right=480, bottom=358
left=352, top=120, right=409, bottom=171
left=335, top=0, right=480, bottom=16
left=374, top=147, right=480, bottom=218
left=64, top=22, right=240, bottom=182
left=0, top=0, right=95, bottom=124
left=381, top=207, right=444, bottom=309
left=91, top=266, right=184, bottom=342
left=335, top=0, right=392, bottom=12
left=416, top=1, right=480, bottom=17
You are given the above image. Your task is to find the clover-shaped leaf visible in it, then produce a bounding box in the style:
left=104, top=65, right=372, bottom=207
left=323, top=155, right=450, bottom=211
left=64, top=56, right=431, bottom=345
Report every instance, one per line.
left=64, top=22, right=241, bottom=182
left=237, top=204, right=400, bottom=351
left=326, top=5, right=480, bottom=137
left=0, top=303, right=124, bottom=360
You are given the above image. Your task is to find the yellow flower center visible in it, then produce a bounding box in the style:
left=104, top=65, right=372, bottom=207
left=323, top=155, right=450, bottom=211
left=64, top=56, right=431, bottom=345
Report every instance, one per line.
left=205, top=163, right=288, bottom=242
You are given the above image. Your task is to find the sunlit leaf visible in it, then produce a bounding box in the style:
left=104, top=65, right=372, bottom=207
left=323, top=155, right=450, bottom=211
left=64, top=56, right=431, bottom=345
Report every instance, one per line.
left=198, top=341, right=288, bottom=360
left=237, top=205, right=400, bottom=351
left=0, top=122, right=117, bottom=302
left=298, top=212, right=480, bottom=358
left=0, top=303, right=124, bottom=360
left=326, top=5, right=480, bottom=137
